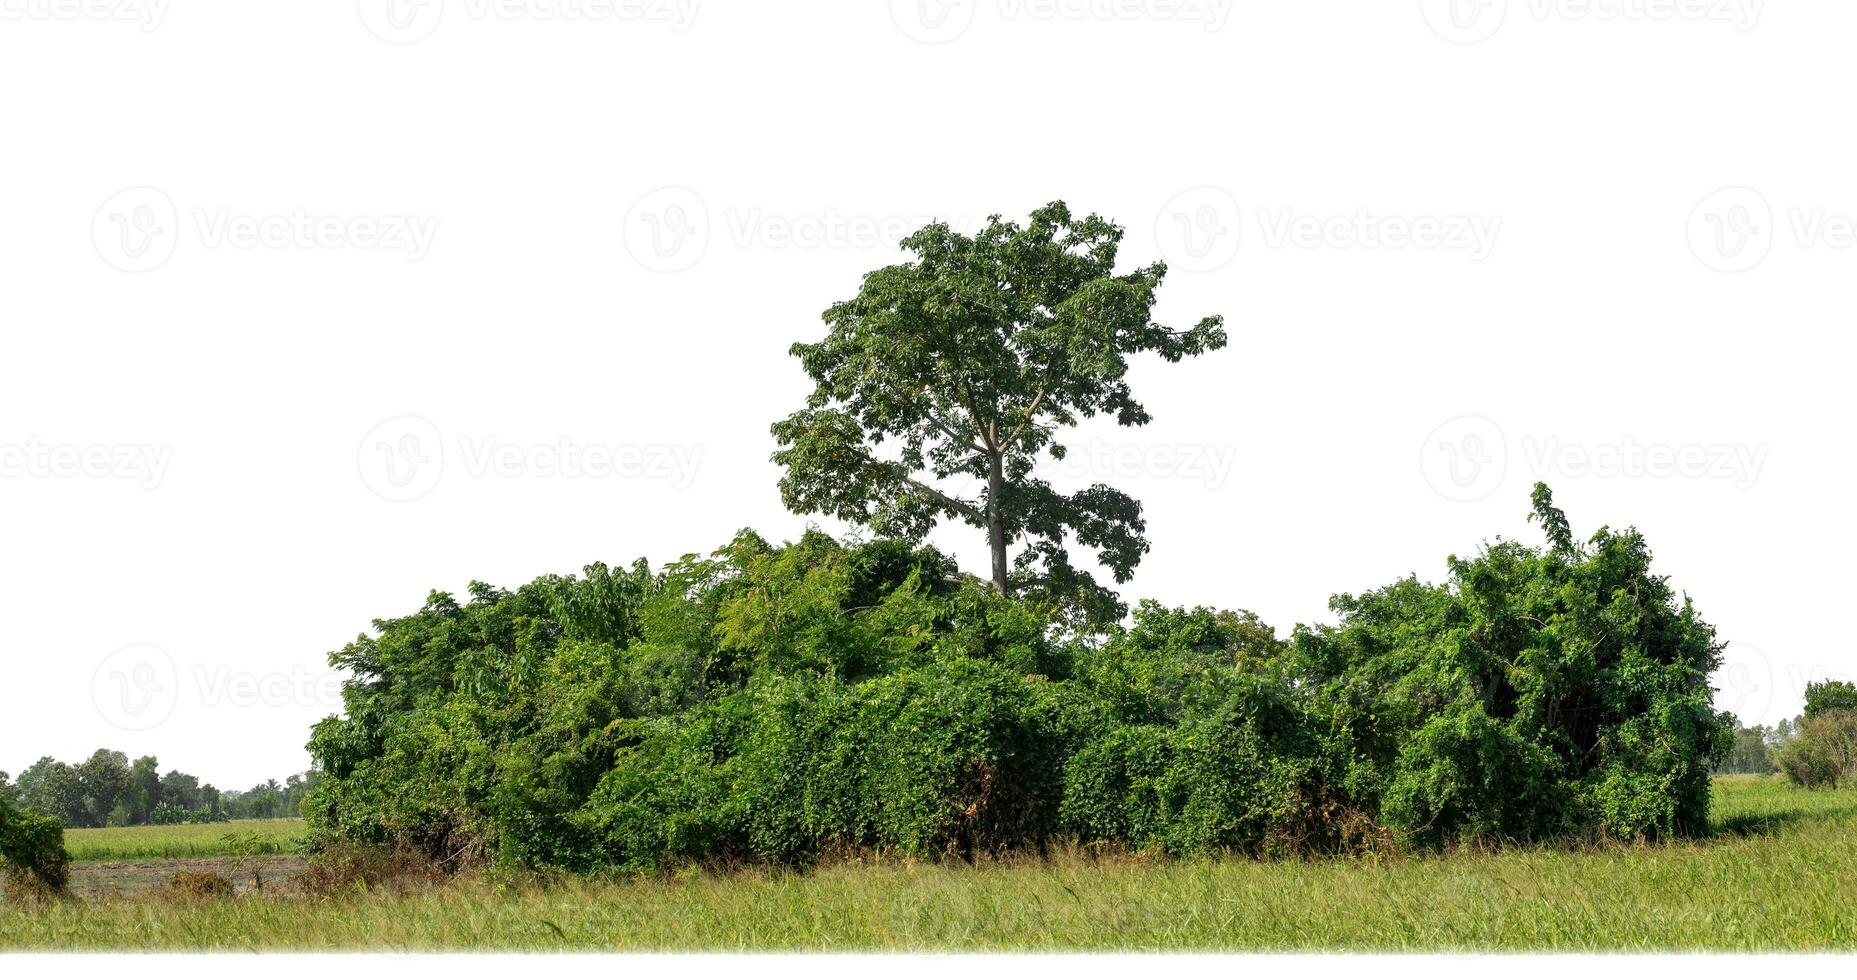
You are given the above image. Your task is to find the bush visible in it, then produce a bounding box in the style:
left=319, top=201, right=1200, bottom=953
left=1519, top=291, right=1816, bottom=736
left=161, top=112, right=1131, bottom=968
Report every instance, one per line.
left=0, top=797, right=70, bottom=897
left=1778, top=711, right=1857, bottom=790
left=306, top=487, right=1729, bottom=871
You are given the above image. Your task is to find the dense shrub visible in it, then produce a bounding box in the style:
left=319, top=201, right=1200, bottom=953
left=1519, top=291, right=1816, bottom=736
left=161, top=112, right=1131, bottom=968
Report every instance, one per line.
left=307, top=486, right=1730, bottom=871
left=1778, top=712, right=1857, bottom=790
left=0, top=797, right=70, bottom=897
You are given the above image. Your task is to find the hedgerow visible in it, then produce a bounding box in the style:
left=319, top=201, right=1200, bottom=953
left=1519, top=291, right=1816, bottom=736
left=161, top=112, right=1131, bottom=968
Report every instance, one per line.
left=306, top=486, right=1730, bottom=871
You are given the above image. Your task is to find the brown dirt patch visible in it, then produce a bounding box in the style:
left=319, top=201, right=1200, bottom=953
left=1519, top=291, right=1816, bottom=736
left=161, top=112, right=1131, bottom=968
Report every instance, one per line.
left=70, top=855, right=309, bottom=899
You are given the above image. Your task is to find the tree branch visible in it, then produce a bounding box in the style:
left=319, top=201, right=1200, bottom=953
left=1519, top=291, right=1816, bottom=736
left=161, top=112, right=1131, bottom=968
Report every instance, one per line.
left=902, top=474, right=984, bottom=524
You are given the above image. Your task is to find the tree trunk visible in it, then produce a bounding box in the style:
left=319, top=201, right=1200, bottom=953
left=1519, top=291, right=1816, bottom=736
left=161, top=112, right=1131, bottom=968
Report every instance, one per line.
left=986, top=455, right=1009, bottom=595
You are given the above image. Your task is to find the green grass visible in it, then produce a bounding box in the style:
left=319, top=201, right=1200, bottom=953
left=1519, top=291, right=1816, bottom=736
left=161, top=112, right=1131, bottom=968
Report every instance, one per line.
left=7, top=779, right=1857, bottom=950
left=61, top=819, right=308, bottom=863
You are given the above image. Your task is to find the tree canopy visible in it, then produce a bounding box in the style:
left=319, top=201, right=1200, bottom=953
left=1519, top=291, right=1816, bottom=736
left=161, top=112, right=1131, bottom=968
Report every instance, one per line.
left=772, top=202, right=1226, bottom=626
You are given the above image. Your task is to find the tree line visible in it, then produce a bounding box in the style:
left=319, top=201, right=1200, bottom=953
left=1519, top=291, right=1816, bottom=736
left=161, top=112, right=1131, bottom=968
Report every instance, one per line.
left=1716, top=681, right=1857, bottom=781
left=0, top=751, right=318, bottom=829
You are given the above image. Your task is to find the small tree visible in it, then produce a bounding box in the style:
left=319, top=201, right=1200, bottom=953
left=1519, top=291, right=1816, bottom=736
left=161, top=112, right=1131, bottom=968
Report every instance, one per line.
left=772, top=202, right=1226, bottom=624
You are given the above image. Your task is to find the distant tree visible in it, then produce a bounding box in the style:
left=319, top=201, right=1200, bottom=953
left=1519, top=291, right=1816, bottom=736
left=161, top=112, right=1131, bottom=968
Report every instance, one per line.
left=772, top=202, right=1226, bottom=626
left=123, top=756, right=162, bottom=826
left=76, top=749, right=130, bottom=827
left=1804, top=680, right=1857, bottom=719
left=158, top=770, right=201, bottom=814
left=16, top=758, right=85, bottom=828
left=0, top=770, right=12, bottom=803
left=1714, top=715, right=1778, bottom=774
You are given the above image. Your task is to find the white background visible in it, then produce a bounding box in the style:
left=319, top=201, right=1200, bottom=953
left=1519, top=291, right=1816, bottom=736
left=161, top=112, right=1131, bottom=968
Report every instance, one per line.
left=1, top=0, right=1849, bottom=790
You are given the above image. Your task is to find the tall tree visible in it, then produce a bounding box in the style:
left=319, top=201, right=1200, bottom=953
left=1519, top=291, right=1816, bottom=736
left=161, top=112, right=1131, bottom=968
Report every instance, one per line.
left=771, top=202, right=1225, bottom=624
left=123, top=756, right=162, bottom=825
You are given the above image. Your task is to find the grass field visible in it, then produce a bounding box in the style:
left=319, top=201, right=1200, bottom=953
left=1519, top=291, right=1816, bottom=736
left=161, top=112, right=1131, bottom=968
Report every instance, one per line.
left=5, top=778, right=1856, bottom=951
left=61, top=819, right=308, bottom=862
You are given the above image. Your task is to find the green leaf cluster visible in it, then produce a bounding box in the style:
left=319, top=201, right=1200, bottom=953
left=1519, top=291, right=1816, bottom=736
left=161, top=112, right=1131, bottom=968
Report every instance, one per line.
left=306, top=487, right=1729, bottom=870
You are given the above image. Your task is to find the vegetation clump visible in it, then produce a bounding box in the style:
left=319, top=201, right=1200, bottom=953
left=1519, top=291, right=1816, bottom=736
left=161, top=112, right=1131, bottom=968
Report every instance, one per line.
left=304, top=484, right=1730, bottom=871
left=162, top=870, right=236, bottom=900
left=0, top=797, right=70, bottom=899
left=1778, top=681, right=1857, bottom=790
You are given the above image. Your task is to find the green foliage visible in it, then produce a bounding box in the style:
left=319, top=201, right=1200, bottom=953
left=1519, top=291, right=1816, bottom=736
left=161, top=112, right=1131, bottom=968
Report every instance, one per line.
left=308, top=488, right=1729, bottom=871
left=770, top=202, right=1226, bottom=625
left=0, top=797, right=70, bottom=896
left=1778, top=711, right=1857, bottom=790
left=1288, top=484, right=1729, bottom=843
left=1803, top=680, right=1857, bottom=719
left=1714, top=718, right=1781, bottom=775
left=6, top=750, right=309, bottom=829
